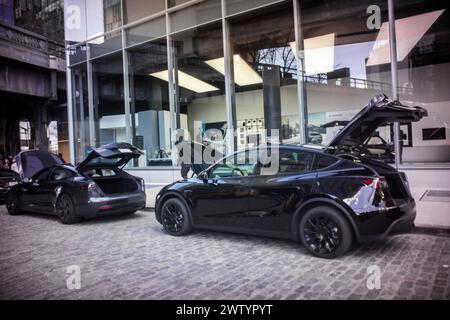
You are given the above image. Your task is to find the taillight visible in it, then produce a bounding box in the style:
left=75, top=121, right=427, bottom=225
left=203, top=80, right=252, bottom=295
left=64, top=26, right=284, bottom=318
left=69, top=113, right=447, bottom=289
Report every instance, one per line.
left=377, top=176, right=388, bottom=189
left=362, top=177, right=387, bottom=188
left=80, top=182, right=99, bottom=192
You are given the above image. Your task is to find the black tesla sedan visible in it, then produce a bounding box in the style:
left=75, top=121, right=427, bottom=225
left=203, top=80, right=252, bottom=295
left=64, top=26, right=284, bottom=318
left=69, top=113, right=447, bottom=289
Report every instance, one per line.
left=5, top=143, right=146, bottom=224
left=155, top=94, right=427, bottom=258
left=0, top=168, right=20, bottom=201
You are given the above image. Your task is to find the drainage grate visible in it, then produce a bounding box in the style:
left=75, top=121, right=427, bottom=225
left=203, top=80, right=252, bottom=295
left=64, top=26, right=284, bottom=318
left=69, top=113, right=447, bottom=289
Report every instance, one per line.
left=420, top=190, right=450, bottom=202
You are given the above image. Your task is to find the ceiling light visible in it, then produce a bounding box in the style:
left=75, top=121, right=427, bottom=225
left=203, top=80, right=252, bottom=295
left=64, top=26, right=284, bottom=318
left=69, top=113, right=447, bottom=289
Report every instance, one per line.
left=149, top=70, right=219, bottom=93
left=366, top=9, right=445, bottom=66
left=205, top=54, right=262, bottom=86
left=289, top=33, right=335, bottom=76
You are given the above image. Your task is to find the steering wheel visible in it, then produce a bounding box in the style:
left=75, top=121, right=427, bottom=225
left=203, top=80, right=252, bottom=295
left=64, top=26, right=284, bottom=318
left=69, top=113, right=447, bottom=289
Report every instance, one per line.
left=232, top=167, right=245, bottom=176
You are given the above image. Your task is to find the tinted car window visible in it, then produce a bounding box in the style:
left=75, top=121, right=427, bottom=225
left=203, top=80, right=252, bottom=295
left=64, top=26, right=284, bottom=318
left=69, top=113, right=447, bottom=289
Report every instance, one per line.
left=278, top=149, right=314, bottom=173
left=32, top=168, right=51, bottom=181
left=0, top=169, right=19, bottom=178
left=210, top=149, right=258, bottom=178
left=314, top=154, right=338, bottom=170
left=49, top=168, right=73, bottom=181
left=83, top=168, right=118, bottom=177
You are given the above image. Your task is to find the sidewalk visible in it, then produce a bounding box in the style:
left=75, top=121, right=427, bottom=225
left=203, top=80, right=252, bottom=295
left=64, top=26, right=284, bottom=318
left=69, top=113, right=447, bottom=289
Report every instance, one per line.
left=145, top=184, right=165, bottom=208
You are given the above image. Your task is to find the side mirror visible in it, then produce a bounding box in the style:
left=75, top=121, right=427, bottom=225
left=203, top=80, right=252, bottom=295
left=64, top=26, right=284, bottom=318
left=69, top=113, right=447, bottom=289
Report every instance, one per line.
left=198, top=171, right=209, bottom=182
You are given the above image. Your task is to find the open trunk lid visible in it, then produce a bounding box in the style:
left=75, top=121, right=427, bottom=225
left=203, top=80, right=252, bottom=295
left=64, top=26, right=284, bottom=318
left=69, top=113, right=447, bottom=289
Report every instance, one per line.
left=77, top=142, right=143, bottom=170
left=325, top=94, right=427, bottom=154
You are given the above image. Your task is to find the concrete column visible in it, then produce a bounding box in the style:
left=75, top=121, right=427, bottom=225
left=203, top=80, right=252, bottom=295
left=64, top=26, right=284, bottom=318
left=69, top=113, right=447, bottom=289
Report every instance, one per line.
left=263, top=65, right=282, bottom=143
left=34, top=103, right=49, bottom=151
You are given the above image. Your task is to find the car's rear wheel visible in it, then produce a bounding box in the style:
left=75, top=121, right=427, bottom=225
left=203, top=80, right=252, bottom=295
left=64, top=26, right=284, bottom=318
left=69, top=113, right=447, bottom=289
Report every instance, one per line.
left=6, top=192, right=20, bottom=215
left=299, top=206, right=353, bottom=259
left=56, top=194, right=80, bottom=224
left=161, top=198, right=192, bottom=236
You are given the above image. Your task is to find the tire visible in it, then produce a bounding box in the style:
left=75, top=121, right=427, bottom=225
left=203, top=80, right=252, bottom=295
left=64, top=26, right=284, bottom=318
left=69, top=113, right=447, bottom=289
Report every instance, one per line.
left=6, top=192, right=20, bottom=215
left=299, top=206, right=353, bottom=259
left=160, top=197, right=192, bottom=236
left=56, top=194, right=80, bottom=224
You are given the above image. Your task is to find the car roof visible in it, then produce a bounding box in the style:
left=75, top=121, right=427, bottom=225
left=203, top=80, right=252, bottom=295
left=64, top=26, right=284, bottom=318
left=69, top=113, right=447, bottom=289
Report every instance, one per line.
left=242, top=144, right=331, bottom=156
left=30, top=164, right=77, bottom=178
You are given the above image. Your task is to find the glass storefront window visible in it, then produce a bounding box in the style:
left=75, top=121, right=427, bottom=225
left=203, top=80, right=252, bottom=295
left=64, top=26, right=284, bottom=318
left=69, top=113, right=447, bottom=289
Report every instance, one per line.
left=125, top=15, right=166, bottom=47
left=70, top=62, right=90, bottom=163
left=225, top=0, right=282, bottom=17
left=394, top=0, right=450, bottom=163
left=299, top=0, right=394, bottom=157
left=169, top=0, right=221, bottom=33
left=89, top=30, right=123, bottom=59
left=229, top=2, right=299, bottom=148
left=170, top=22, right=227, bottom=153
left=123, top=0, right=165, bottom=24
left=127, top=39, right=172, bottom=167
left=168, top=0, right=191, bottom=8
left=91, top=52, right=126, bottom=147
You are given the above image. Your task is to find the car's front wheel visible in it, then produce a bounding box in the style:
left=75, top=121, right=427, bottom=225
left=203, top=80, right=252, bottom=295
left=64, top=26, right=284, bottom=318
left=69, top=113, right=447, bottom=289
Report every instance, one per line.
left=56, top=194, right=80, bottom=224
left=6, top=192, right=20, bottom=215
left=299, top=206, right=353, bottom=259
left=160, top=198, right=192, bottom=236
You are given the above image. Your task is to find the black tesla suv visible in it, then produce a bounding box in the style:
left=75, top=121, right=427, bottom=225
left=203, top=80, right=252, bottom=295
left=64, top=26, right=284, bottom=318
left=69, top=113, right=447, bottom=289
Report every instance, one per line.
left=155, top=94, right=427, bottom=258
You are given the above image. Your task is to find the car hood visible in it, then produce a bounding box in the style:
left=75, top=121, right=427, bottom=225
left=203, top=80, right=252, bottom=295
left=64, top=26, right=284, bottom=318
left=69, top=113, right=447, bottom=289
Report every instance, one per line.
left=13, top=150, right=64, bottom=179
left=325, top=94, right=427, bottom=152
left=76, top=142, right=143, bottom=170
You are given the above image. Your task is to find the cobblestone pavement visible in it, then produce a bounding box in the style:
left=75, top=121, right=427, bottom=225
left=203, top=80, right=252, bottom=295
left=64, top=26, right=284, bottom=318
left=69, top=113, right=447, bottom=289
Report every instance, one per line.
left=0, top=205, right=449, bottom=300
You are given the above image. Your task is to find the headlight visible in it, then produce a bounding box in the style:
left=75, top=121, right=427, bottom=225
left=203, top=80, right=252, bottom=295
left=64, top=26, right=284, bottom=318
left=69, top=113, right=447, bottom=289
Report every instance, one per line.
left=140, top=179, right=146, bottom=191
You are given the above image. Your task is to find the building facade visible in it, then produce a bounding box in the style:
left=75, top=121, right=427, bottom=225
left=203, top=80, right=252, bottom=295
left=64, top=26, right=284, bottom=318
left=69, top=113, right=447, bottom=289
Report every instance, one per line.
left=64, top=0, right=450, bottom=225
left=0, top=0, right=67, bottom=159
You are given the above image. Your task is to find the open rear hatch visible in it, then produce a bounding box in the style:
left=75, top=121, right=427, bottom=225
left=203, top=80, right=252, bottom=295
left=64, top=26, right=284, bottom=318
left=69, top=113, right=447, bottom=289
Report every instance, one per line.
left=77, top=142, right=143, bottom=170
left=325, top=94, right=427, bottom=155
left=77, top=143, right=144, bottom=195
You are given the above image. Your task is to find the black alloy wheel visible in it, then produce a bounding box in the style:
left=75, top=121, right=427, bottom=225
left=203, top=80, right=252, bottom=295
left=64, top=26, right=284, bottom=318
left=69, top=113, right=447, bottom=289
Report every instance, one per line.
left=299, top=206, right=353, bottom=258
left=161, top=198, right=192, bottom=236
left=56, top=194, right=80, bottom=224
left=6, top=192, right=20, bottom=215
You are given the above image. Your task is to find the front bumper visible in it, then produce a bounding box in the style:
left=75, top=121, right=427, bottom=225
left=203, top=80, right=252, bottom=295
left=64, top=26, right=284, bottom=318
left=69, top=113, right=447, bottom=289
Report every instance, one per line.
left=356, top=200, right=416, bottom=242
left=76, top=191, right=147, bottom=218
left=0, top=188, right=6, bottom=201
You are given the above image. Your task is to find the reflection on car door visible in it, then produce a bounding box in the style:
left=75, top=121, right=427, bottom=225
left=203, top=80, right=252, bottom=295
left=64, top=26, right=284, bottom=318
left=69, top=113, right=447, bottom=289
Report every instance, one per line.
left=20, top=168, right=50, bottom=212
left=244, top=148, right=318, bottom=234
left=38, top=167, right=73, bottom=214
left=190, top=150, right=253, bottom=227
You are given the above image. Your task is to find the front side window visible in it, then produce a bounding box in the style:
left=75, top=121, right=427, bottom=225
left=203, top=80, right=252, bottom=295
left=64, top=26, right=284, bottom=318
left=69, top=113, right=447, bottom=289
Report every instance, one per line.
left=49, top=168, right=73, bottom=181
left=32, top=169, right=51, bottom=182
left=210, top=150, right=258, bottom=178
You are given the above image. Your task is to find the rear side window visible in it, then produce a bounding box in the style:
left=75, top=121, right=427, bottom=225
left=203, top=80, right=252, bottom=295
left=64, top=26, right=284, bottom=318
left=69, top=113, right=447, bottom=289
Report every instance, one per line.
left=278, top=149, right=314, bottom=173
left=314, top=154, right=338, bottom=170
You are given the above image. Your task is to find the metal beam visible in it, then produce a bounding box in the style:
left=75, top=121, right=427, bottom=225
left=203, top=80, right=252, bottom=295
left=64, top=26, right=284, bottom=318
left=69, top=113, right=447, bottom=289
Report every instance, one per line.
left=222, top=0, right=237, bottom=153
left=293, top=0, right=308, bottom=145
left=388, top=0, right=401, bottom=168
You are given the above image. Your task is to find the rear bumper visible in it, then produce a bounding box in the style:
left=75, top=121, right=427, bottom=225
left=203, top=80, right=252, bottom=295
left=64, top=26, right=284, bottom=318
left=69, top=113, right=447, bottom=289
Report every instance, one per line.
left=356, top=200, right=416, bottom=242
left=76, top=192, right=146, bottom=217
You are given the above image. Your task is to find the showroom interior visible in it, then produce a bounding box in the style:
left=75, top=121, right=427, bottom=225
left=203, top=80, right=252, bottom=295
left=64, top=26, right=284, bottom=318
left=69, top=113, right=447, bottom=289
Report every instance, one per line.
left=65, top=0, right=450, bottom=227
